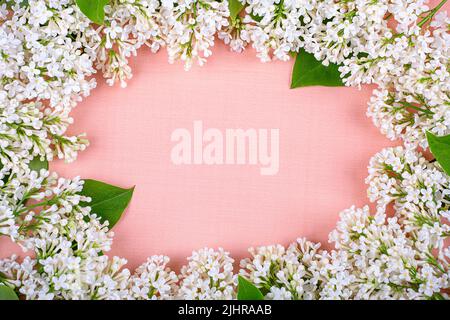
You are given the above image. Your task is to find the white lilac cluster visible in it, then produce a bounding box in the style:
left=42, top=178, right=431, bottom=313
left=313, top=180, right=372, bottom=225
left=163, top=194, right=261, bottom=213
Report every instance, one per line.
left=128, top=255, right=178, bottom=299
left=238, top=0, right=390, bottom=64
left=218, top=10, right=248, bottom=53
left=340, top=6, right=450, bottom=148
left=304, top=0, right=391, bottom=66
left=237, top=0, right=315, bottom=62
left=0, top=168, right=112, bottom=248
left=0, top=0, right=98, bottom=109
left=0, top=0, right=97, bottom=169
left=97, top=0, right=166, bottom=87
left=329, top=205, right=449, bottom=299
left=366, top=147, right=450, bottom=259
left=0, top=167, right=131, bottom=299
left=324, top=146, right=450, bottom=299
left=162, top=0, right=230, bottom=70
left=319, top=147, right=450, bottom=299
left=178, top=248, right=237, bottom=299
left=99, top=0, right=232, bottom=74
left=0, top=254, right=131, bottom=300
left=239, top=239, right=338, bottom=300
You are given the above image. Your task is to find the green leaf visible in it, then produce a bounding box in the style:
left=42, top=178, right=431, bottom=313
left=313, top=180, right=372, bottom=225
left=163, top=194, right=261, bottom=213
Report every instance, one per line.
left=426, top=131, right=450, bottom=176
left=228, top=0, right=244, bottom=21
left=429, top=292, right=445, bottom=300
left=7, top=0, right=29, bottom=7
left=0, top=286, right=19, bottom=300
left=2, top=0, right=24, bottom=8
left=80, top=179, right=134, bottom=228
left=249, top=12, right=263, bottom=22
left=0, top=157, right=47, bottom=184
left=237, top=276, right=264, bottom=300
left=75, top=0, right=109, bottom=25
left=291, top=49, right=344, bottom=88
left=28, top=157, right=48, bottom=172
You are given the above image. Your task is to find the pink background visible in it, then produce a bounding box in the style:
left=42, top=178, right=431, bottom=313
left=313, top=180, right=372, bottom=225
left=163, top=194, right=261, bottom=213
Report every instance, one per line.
left=66, top=44, right=399, bottom=270
left=0, top=37, right=420, bottom=270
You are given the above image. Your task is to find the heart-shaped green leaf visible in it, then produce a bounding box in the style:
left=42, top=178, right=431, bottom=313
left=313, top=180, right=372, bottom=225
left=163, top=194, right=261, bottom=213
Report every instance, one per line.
left=0, top=286, right=19, bottom=300
left=237, top=276, right=264, bottom=300
left=228, top=0, right=244, bottom=21
left=80, top=179, right=134, bottom=228
left=426, top=131, right=450, bottom=176
left=28, top=156, right=48, bottom=172
left=291, top=49, right=344, bottom=88
left=76, top=0, right=109, bottom=25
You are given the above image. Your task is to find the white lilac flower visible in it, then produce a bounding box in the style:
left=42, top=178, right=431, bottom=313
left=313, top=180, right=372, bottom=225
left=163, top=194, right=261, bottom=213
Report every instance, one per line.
left=78, top=255, right=131, bottom=300
left=341, top=16, right=449, bottom=90
left=366, top=147, right=450, bottom=249
left=0, top=0, right=98, bottom=108
left=218, top=14, right=249, bottom=53
left=239, top=244, right=287, bottom=293
left=341, top=10, right=450, bottom=148
left=240, top=0, right=318, bottom=62
left=129, top=255, right=178, bottom=300
left=328, top=205, right=449, bottom=299
left=0, top=0, right=96, bottom=165
left=366, top=87, right=450, bottom=149
left=0, top=166, right=132, bottom=300
left=161, top=0, right=230, bottom=70
left=178, top=248, right=237, bottom=299
left=0, top=3, right=8, bottom=20
left=0, top=168, right=113, bottom=254
left=0, top=255, right=25, bottom=289
left=388, top=0, right=429, bottom=27
left=303, top=0, right=390, bottom=66
left=0, top=201, right=18, bottom=238
left=96, top=0, right=166, bottom=88
left=240, top=239, right=338, bottom=300
left=1, top=252, right=131, bottom=300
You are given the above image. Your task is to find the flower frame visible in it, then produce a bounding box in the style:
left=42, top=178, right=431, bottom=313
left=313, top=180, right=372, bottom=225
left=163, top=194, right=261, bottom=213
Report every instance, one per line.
left=0, top=0, right=449, bottom=300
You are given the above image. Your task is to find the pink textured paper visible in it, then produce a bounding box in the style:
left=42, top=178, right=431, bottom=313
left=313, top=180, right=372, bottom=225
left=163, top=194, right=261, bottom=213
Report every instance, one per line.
left=75, top=43, right=403, bottom=269
left=0, top=42, right=401, bottom=269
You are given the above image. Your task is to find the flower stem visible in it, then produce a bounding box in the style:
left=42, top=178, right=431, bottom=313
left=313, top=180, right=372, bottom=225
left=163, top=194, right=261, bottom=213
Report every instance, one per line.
left=14, top=199, right=52, bottom=216
left=418, top=0, right=448, bottom=28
